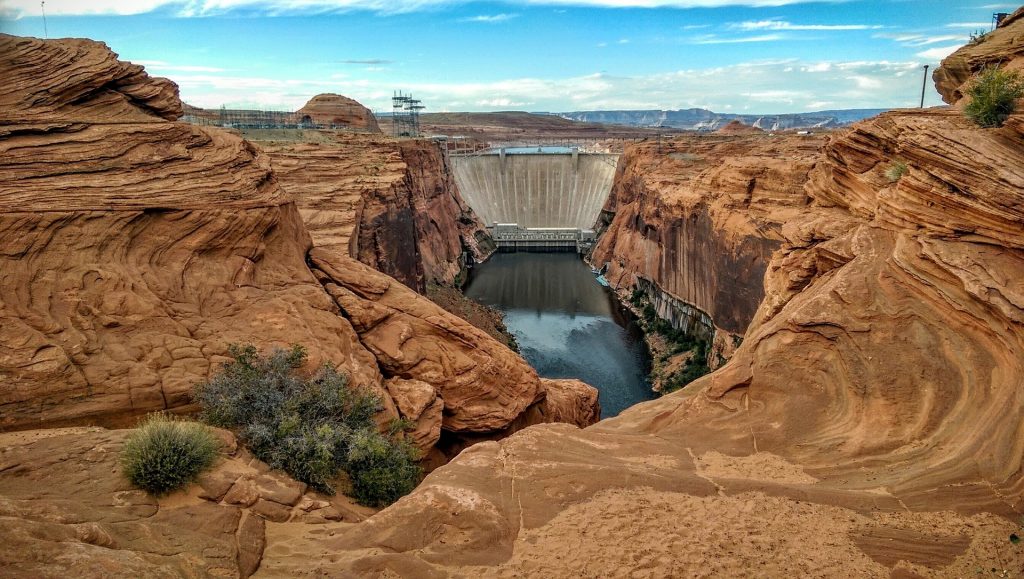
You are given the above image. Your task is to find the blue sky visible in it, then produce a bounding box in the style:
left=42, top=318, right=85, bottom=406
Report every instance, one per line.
left=0, top=1, right=1016, bottom=113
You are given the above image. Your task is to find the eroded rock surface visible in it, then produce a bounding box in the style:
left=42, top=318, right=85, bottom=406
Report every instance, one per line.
left=0, top=34, right=596, bottom=447
left=933, top=7, right=1024, bottom=104
left=296, top=93, right=381, bottom=133
left=253, top=35, right=1024, bottom=576
left=591, top=131, right=825, bottom=364
left=259, top=134, right=494, bottom=292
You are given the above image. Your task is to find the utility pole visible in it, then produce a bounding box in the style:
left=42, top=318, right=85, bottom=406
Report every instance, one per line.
left=919, top=64, right=929, bottom=108
left=41, top=1, right=48, bottom=38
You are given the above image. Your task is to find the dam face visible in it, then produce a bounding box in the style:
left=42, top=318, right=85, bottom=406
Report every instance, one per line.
left=451, top=151, right=618, bottom=250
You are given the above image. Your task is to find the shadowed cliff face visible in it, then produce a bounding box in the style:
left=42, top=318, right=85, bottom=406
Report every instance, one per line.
left=591, top=133, right=824, bottom=361
left=0, top=34, right=597, bottom=450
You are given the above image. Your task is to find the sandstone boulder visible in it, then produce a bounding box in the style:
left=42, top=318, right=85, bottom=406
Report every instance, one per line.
left=296, top=93, right=381, bottom=133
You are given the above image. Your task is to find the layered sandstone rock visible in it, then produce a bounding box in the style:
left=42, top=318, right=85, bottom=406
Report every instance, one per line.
left=0, top=34, right=596, bottom=447
left=259, top=135, right=494, bottom=292
left=254, top=35, right=1024, bottom=576
left=934, top=6, right=1024, bottom=104
left=296, top=93, right=381, bottom=133
left=591, top=132, right=826, bottom=364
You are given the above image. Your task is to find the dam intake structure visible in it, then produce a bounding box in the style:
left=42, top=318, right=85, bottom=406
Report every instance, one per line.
left=450, top=147, right=618, bottom=252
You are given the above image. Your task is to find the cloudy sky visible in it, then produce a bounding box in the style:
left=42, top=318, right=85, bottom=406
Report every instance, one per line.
left=0, top=0, right=1015, bottom=113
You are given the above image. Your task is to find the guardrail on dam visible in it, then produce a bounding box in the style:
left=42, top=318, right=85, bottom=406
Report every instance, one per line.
left=450, top=150, right=619, bottom=251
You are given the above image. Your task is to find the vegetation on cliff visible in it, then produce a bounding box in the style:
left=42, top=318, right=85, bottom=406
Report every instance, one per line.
left=193, top=344, right=421, bottom=506
left=120, top=414, right=220, bottom=496
left=963, top=65, right=1024, bottom=128
left=629, top=289, right=711, bottom=394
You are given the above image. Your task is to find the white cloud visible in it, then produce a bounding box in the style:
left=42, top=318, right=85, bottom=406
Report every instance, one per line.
left=0, top=0, right=858, bottom=18
left=690, top=33, right=785, bottom=44
left=731, top=19, right=883, bottom=31
left=166, top=58, right=938, bottom=113
left=916, top=45, right=963, bottom=61
left=944, top=22, right=992, bottom=28
left=803, top=62, right=832, bottom=72
left=459, top=13, right=518, bottom=23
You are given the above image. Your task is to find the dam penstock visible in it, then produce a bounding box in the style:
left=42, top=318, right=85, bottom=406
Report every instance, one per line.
left=450, top=149, right=619, bottom=251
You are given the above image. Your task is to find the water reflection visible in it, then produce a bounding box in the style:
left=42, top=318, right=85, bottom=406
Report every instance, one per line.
left=464, top=253, right=654, bottom=417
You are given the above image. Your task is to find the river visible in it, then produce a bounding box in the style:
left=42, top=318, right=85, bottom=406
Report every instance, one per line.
left=464, top=252, right=654, bottom=418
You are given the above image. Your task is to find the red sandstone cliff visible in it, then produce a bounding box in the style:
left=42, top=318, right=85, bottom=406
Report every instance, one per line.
left=253, top=26, right=1024, bottom=576
left=4, top=21, right=1024, bottom=577
left=591, top=132, right=826, bottom=366
left=933, top=7, right=1024, bottom=105
left=0, top=35, right=596, bottom=449
left=259, top=135, right=494, bottom=293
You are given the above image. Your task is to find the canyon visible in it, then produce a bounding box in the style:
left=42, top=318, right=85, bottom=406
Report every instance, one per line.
left=1, top=6, right=1024, bottom=577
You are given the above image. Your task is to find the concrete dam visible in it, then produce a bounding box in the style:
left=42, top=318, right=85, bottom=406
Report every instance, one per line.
left=451, top=150, right=619, bottom=251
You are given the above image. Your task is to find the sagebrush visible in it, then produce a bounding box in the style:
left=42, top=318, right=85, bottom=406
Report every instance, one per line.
left=884, top=160, right=908, bottom=182
left=121, top=414, right=220, bottom=495
left=963, top=65, right=1024, bottom=128
left=193, top=344, right=421, bottom=505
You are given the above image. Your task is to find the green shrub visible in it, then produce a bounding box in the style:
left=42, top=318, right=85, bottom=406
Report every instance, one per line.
left=121, top=414, right=220, bottom=495
left=346, top=429, right=422, bottom=507
left=963, top=65, right=1024, bottom=128
left=193, top=344, right=421, bottom=504
left=884, top=160, right=908, bottom=182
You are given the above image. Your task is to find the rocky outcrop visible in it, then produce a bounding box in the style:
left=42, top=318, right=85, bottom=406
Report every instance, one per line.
left=0, top=426, right=376, bottom=577
left=716, top=119, right=764, bottom=135
left=0, top=34, right=595, bottom=449
left=934, top=6, right=1024, bottom=104
left=296, top=93, right=381, bottom=133
left=591, top=132, right=825, bottom=363
left=260, top=135, right=494, bottom=292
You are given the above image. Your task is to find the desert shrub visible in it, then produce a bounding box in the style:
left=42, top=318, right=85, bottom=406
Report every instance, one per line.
left=963, top=65, right=1024, bottom=128
left=121, top=414, right=220, bottom=495
left=884, top=160, right=908, bottom=182
left=346, top=428, right=422, bottom=507
left=193, top=344, right=421, bottom=504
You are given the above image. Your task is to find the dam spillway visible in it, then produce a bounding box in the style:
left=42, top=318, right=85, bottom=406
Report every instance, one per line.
left=450, top=151, right=619, bottom=250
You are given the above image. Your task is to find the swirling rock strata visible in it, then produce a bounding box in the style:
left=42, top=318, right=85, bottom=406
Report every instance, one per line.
left=256, top=35, right=1024, bottom=575
left=0, top=34, right=596, bottom=443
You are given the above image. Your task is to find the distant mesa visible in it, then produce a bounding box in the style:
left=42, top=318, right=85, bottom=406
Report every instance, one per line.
left=297, top=93, right=381, bottom=133
left=715, top=120, right=764, bottom=135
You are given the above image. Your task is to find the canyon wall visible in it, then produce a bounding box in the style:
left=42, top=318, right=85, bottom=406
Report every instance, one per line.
left=591, top=133, right=824, bottom=361
left=0, top=35, right=596, bottom=452
left=259, top=135, right=494, bottom=293
left=255, top=23, right=1024, bottom=576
